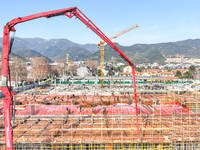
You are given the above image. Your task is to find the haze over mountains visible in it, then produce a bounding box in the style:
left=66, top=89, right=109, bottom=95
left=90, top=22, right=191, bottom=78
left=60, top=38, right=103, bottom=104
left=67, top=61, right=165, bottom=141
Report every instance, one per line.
left=0, top=37, right=98, bottom=61
left=0, top=37, right=200, bottom=63
left=89, top=39, right=200, bottom=63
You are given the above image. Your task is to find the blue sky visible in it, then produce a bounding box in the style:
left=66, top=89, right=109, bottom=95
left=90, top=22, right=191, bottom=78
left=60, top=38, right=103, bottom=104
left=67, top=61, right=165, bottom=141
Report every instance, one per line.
left=0, top=0, right=200, bottom=46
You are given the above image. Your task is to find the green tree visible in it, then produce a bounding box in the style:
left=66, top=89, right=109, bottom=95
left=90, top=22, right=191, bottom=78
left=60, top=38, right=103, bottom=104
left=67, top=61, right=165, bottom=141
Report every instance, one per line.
left=96, top=69, right=102, bottom=76
left=136, top=67, right=142, bottom=72
left=136, top=66, right=145, bottom=72
left=147, top=66, right=151, bottom=69
left=189, top=65, right=196, bottom=73
left=117, top=66, right=121, bottom=72
left=140, top=66, right=146, bottom=72
left=175, top=70, right=182, bottom=77
left=182, top=71, right=194, bottom=79
left=107, top=71, right=115, bottom=76
left=110, top=66, right=117, bottom=70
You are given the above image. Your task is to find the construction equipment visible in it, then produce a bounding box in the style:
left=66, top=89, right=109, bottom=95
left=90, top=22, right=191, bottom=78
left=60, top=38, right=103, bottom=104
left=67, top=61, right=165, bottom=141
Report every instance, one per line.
left=65, top=54, right=69, bottom=75
left=97, top=24, right=139, bottom=78
left=66, top=54, right=69, bottom=65
left=1, top=7, right=139, bottom=150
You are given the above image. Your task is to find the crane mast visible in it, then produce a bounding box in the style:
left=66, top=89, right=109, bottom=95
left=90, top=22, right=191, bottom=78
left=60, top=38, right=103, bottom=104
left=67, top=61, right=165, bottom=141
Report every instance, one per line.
left=1, top=7, right=140, bottom=150
left=66, top=54, right=69, bottom=65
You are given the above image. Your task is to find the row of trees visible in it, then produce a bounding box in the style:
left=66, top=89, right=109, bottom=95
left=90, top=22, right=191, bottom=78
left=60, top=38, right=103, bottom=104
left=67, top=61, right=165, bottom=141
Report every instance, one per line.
left=7, top=56, right=198, bottom=83
left=175, top=65, right=196, bottom=79
left=135, top=65, right=196, bottom=79
left=30, top=57, right=50, bottom=81
left=10, top=57, right=28, bottom=82
left=9, top=57, right=99, bottom=83
left=10, top=57, right=50, bottom=83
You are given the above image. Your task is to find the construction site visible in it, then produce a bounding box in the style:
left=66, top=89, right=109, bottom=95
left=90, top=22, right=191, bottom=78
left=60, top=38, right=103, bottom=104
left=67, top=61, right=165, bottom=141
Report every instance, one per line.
left=1, top=6, right=200, bottom=150
left=0, top=79, right=200, bottom=150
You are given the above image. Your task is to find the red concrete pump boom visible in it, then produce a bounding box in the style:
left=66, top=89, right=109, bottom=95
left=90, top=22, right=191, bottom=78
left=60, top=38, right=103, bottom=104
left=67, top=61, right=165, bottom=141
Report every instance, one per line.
left=1, top=7, right=140, bottom=150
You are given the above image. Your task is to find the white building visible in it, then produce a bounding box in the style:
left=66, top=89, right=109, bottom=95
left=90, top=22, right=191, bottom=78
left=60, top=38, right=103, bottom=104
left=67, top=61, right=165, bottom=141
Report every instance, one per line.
left=116, top=62, right=125, bottom=67
left=77, top=66, right=91, bottom=77
left=123, top=66, right=132, bottom=73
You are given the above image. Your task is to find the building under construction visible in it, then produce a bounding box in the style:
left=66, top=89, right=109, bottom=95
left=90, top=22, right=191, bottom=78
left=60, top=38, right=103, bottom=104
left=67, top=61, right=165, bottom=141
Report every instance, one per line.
left=1, top=6, right=200, bottom=150
left=0, top=81, right=200, bottom=150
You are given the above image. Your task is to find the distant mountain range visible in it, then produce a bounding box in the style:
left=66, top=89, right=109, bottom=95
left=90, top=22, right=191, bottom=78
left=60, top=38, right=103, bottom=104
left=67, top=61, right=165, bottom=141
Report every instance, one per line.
left=88, top=39, right=200, bottom=63
left=14, top=48, right=52, bottom=62
left=0, top=37, right=98, bottom=61
left=0, top=37, right=200, bottom=63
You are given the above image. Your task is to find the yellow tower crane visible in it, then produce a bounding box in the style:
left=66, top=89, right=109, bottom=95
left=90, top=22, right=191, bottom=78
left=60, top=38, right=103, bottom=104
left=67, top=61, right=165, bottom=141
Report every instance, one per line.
left=65, top=54, right=69, bottom=76
left=66, top=54, right=69, bottom=65
left=97, top=24, right=139, bottom=86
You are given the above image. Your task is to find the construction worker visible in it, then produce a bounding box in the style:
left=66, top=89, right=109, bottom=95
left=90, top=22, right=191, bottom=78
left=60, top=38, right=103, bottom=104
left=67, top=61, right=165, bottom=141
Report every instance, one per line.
left=138, top=96, right=143, bottom=102
left=117, top=96, right=119, bottom=102
left=182, top=101, right=185, bottom=108
left=66, top=107, right=69, bottom=114
left=92, top=107, right=95, bottom=116
left=103, top=107, right=106, bottom=115
left=80, top=105, right=82, bottom=112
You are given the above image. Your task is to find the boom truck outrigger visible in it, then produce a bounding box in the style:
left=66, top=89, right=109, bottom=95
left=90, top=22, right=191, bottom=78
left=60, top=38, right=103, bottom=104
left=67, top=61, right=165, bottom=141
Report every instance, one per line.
left=1, top=7, right=140, bottom=150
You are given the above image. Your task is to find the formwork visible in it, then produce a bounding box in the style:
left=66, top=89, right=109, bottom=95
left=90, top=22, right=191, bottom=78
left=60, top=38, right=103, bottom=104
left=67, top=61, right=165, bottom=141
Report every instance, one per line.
left=0, top=90, right=200, bottom=149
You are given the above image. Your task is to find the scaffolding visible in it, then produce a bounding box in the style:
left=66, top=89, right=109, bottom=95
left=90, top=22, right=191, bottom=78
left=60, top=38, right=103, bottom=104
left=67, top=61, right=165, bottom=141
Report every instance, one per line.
left=0, top=84, right=200, bottom=149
